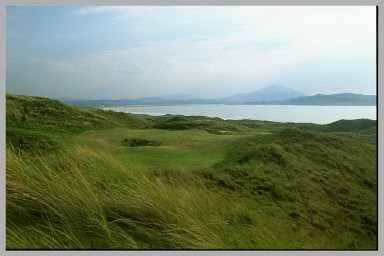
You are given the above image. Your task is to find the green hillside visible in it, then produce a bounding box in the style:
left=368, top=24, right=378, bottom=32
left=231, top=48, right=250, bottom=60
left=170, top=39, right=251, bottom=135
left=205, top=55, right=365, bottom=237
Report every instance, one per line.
left=228, top=119, right=377, bottom=145
left=148, top=115, right=253, bottom=134
left=322, top=119, right=376, bottom=133
left=6, top=94, right=377, bottom=249
left=6, top=94, right=149, bottom=133
left=205, top=129, right=376, bottom=248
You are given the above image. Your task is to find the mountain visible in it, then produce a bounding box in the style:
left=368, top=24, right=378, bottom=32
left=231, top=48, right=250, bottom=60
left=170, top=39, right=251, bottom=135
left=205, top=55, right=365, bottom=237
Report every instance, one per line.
left=61, top=86, right=307, bottom=106
left=157, top=93, right=199, bottom=100
left=59, top=87, right=375, bottom=107
left=62, top=97, right=214, bottom=107
left=215, top=85, right=307, bottom=104
left=245, top=93, right=376, bottom=106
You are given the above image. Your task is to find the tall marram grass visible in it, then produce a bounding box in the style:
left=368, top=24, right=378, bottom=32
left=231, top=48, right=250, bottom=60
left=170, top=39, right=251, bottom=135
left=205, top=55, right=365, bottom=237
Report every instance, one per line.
left=7, top=146, right=277, bottom=249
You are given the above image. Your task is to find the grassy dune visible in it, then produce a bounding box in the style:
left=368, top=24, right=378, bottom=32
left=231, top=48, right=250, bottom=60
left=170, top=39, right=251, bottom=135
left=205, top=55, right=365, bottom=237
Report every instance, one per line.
left=6, top=94, right=377, bottom=249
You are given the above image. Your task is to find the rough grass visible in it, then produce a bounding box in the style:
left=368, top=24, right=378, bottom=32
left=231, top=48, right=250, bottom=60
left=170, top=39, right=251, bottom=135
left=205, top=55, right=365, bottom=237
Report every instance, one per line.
left=203, top=129, right=377, bottom=249
left=6, top=129, right=59, bottom=155
left=6, top=94, right=149, bottom=134
left=6, top=147, right=288, bottom=249
left=149, top=115, right=252, bottom=134
left=6, top=129, right=377, bottom=249
left=5, top=94, right=378, bottom=249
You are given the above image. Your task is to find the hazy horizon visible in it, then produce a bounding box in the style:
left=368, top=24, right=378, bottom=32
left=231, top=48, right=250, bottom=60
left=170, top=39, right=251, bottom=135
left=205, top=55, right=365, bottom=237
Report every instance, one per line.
left=31, top=85, right=376, bottom=101
left=6, top=6, right=376, bottom=99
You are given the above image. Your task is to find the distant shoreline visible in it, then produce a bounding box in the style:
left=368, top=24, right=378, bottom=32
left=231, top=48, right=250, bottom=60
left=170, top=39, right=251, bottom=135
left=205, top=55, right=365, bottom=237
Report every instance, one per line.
left=103, top=104, right=376, bottom=125
left=101, top=103, right=377, bottom=109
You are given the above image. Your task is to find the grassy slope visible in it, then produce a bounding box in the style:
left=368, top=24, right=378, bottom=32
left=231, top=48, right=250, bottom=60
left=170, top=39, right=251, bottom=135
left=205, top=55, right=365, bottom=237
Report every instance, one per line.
left=6, top=94, right=149, bottom=133
left=204, top=129, right=377, bottom=248
left=6, top=94, right=377, bottom=249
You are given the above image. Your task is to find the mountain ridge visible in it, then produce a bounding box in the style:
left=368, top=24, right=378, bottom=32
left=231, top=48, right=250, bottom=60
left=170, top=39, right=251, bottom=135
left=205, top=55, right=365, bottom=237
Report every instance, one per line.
left=215, top=85, right=307, bottom=104
left=245, top=93, right=376, bottom=106
left=57, top=86, right=376, bottom=107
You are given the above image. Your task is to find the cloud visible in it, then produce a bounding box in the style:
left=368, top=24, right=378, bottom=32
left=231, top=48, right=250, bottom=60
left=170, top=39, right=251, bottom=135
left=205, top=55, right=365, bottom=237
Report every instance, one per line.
left=7, top=6, right=376, bottom=98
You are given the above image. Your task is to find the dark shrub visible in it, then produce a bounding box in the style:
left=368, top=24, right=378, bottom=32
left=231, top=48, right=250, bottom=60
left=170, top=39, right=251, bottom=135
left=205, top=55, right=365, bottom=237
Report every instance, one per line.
left=121, top=138, right=161, bottom=147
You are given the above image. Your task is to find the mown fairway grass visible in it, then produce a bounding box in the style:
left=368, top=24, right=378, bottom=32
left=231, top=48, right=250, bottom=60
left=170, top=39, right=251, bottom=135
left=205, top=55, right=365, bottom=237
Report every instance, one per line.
left=71, top=128, right=252, bottom=170
left=6, top=94, right=377, bottom=249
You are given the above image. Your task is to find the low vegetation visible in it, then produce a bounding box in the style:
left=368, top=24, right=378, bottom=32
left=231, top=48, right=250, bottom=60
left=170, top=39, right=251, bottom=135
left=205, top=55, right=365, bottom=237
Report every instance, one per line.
left=121, top=138, right=161, bottom=147
left=149, top=115, right=252, bottom=134
left=6, top=94, right=377, bottom=249
left=6, top=129, right=59, bottom=155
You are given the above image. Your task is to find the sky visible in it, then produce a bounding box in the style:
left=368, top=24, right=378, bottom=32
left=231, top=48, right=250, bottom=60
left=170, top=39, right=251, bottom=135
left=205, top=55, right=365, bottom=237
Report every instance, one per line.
left=6, top=6, right=376, bottom=99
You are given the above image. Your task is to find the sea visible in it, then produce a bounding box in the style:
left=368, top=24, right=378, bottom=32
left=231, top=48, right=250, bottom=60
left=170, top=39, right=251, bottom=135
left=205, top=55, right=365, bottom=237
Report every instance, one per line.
left=104, top=104, right=376, bottom=124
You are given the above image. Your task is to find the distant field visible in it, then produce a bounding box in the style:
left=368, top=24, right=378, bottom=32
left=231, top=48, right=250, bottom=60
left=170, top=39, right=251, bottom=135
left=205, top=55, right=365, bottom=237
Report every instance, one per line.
left=6, top=94, right=377, bottom=249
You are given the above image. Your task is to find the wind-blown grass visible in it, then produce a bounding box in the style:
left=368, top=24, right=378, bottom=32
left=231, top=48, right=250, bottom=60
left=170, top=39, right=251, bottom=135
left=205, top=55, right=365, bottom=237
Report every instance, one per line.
left=204, top=129, right=377, bottom=249
left=6, top=94, right=377, bottom=249
left=7, top=147, right=278, bottom=249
